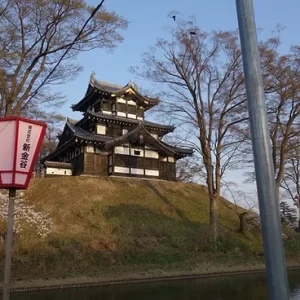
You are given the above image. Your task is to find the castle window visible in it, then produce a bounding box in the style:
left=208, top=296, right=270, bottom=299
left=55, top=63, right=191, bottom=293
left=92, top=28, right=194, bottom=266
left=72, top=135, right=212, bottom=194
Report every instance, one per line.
left=134, top=150, right=141, bottom=156
left=86, top=146, right=94, bottom=153
left=122, top=129, right=128, bottom=135
left=97, top=124, right=106, bottom=135
left=117, top=103, right=126, bottom=112
left=168, top=157, right=175, bottom=163
left=128, top=105, right=136, bottom=114
left=102, top=100, right=111, bottom=111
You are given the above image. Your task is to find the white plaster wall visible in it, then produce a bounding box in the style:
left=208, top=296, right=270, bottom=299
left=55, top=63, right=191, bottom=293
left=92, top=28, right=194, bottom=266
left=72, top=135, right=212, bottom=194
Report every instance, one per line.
left=46, top=167, right=72, bottom=176
left=127, top=100, right=136, bottom=106
left=145, top=150, right=159, bottom=159
left=115, top=146, right=130, bottom=155
left=117, top=112, right=126, bottom=117
left=85, top=146, right=94, bottom=153
left=102, top=110, right=112, bottom=115
left=145, top=169, right=159, bottom=176
left=114, top=166, right=129, bottom=173
left=117, top=98, right=126, bottom=103
left=127, top=113, right=136, bottom=119
left=130, top=168, right=144, bottom=175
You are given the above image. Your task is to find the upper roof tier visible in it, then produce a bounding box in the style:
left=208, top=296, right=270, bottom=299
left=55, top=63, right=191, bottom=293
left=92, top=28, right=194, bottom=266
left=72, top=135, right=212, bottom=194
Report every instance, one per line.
left=71, top=73, right=159, bottom=112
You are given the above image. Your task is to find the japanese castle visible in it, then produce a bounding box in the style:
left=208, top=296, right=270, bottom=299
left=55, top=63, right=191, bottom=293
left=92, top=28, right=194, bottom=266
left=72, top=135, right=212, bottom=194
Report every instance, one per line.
left=41, top=73, right=193, bottom=181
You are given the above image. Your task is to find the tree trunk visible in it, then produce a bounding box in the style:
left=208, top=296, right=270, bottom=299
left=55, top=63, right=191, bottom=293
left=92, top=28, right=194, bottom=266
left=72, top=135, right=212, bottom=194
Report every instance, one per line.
left=238, top=212, right=248, bottom=234
left=209, top=194, right=219, bottom=242
left=205, top=163, right=219, bottom=242
left=275, top=180, right=282, bottom=211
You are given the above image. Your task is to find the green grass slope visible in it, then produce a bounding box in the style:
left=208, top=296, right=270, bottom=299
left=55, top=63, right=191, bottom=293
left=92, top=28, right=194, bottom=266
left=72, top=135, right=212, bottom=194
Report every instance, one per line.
left=0, top=177, right=299, bottom=282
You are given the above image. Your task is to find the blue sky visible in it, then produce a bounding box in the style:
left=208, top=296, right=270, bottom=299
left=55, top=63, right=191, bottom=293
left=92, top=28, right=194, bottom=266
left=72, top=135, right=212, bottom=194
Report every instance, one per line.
left=56, top=0, right=300, bottom=119
left=52, top=0, right=300, bottom=197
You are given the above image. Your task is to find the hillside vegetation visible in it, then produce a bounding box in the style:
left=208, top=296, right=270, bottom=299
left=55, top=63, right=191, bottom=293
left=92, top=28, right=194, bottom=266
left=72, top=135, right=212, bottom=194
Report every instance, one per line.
left=0, top=177, right=299, bottom=283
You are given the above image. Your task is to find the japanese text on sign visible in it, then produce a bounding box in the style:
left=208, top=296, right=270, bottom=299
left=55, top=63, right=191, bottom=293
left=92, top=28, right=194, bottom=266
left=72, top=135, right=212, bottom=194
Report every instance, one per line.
left=20, top=125, right=32, bottom=169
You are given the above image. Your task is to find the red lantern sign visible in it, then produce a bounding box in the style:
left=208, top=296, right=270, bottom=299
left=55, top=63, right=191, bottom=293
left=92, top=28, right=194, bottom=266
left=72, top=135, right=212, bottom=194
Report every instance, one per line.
left=0, top=116, right=47, bottom=189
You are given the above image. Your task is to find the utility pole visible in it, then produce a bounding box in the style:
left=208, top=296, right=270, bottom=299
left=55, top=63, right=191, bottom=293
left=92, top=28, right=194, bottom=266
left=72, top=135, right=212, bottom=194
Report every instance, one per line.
left=235, top=0, right=290, bottom=299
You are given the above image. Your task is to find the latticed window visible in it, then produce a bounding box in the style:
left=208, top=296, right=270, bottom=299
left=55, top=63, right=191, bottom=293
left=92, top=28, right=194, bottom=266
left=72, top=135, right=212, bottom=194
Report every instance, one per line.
left=128, top=105, right=136, bottom=114
left=117, top=103, right=126, bottom=112
left=102, top=100, right=111, bottom=111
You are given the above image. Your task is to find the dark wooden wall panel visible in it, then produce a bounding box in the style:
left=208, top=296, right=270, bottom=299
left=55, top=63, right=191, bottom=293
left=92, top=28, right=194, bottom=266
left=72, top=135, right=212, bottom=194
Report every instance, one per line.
left=159, top=162, right=176, bottom=181
left=70, top=153, right=84, bottom=176
left=84, top=153, right=108, bottom=176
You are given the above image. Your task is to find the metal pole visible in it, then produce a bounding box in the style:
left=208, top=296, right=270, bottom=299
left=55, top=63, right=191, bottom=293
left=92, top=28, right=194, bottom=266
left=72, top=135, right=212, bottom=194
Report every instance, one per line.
left=235, top=0, right=290, bottom=299
left=2, top=188, right=16, bottom=300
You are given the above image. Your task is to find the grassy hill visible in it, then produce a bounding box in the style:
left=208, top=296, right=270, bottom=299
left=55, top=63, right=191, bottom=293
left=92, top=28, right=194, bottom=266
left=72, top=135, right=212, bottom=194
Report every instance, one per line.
left=0, top=177, right=299, bottom=284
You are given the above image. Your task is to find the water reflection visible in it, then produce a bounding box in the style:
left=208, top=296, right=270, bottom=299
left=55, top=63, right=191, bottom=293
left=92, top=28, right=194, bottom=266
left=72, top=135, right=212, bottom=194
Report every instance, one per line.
left=11, top=269, right=300, bottom=300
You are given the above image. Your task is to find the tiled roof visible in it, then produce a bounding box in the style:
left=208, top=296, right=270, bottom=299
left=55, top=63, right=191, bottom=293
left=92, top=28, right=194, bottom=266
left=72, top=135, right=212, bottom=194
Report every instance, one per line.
left=104, top=123, right=192, bottom=158
left=93, top=80, right=124, bottom=93
left=66, top=117, right=79, bottom=125
left=66, top=121, right=112, bottom=142
left=72, top=75, right=159, bottom=112
left=164, top=144, right=194, bottom=155
left=44, top=161, right=73, bottom=169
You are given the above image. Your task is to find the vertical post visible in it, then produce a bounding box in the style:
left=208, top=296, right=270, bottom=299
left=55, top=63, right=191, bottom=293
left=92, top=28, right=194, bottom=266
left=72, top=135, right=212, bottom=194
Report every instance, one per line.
left=3, top=188, right=16, bottom=300
left=235, top=0, right=290, bottom=299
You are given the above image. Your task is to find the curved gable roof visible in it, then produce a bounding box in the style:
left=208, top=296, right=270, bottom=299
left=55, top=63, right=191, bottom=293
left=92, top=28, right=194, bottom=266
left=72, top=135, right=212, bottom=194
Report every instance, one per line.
left=72, top=75, right=159, bottom=112
left=104, top=123, right=192, bottom=158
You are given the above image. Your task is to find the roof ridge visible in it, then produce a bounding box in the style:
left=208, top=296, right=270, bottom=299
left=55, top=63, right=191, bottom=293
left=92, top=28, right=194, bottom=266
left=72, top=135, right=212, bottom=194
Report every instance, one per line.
left=104, top=123, right=177, bottom=155
left=94, top=79, right=124, bottom=89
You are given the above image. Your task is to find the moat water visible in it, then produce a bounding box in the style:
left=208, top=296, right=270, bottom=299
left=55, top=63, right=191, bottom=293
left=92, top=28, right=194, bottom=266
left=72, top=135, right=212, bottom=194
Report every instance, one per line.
left=10, top=269, right=300, bottom=299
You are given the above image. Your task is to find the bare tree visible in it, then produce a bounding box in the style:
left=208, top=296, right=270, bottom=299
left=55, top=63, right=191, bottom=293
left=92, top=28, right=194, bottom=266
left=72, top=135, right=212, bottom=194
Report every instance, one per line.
left=38, top=113, right=65, bottom=158
left=176, top=156, right=203, bottom=183
left=0, top=0, right=128, bottom=117
left=281, top=141, right=300, bottom=205
left=243, top=44, right=300, bottom=202
left=131, top=14, right=250, bottom=242
left=222, top=181, right=258, bottom=234
left=267, top=46, right=300, bottom=201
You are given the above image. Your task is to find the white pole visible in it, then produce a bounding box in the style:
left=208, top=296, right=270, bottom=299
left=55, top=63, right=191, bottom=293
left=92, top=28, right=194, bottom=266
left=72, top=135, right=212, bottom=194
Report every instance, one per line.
left=235, top=0, right=290, bottom=299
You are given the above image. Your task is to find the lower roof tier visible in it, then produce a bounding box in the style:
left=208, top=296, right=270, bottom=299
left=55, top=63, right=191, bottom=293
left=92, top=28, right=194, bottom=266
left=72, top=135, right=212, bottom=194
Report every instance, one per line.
left=42, top=122, right=193, bottom=163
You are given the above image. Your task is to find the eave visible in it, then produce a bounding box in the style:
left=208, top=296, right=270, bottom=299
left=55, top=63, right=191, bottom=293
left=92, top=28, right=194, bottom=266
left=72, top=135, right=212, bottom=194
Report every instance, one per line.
left=86, top=110, right=175, bottom=134
left=44, top=161, right=73, bottom=169
left=71, top=88, right=97, bottom=112
left=71, top=77, right=160, bottom=112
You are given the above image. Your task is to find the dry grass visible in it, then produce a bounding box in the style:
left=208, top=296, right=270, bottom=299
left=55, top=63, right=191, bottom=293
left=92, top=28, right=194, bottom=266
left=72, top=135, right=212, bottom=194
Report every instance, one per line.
left=0, top=177, right=298, bottom=282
